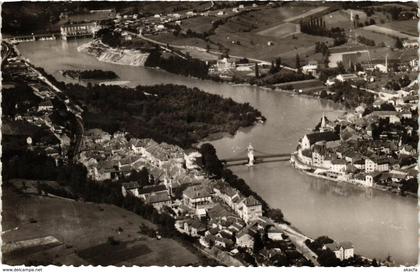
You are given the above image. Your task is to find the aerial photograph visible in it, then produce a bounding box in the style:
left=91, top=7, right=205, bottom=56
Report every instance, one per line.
left=1, top=0, right=418, bottom=268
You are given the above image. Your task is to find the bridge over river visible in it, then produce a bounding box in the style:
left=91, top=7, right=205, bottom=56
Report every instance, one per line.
left=221, top=144, right=290, bottom=166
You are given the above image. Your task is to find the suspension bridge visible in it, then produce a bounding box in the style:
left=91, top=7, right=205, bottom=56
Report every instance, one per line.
left=220, top=144, right=291, bottom=167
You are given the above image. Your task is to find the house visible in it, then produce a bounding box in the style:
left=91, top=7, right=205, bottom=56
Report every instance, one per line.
left=121, top=181, right=140, bottom=197
left=184, top=151, right=202, bottom=170
left=336, top=74, right=358, bottom=82
left=331, top=159, right=347, bottom=173
left=353, top=158, right=365, bottom=170
left=302, top=61, right=318, bottom=75
left=236, top=229, right=254, bottom=249
left=267, top=225, right=283, bottom=241
left=403, top=40, right=418, bottom=48
left=137, top=184, right=168, bottom=200
left=301, top=131, right=340, bottom=150
left=365, top=157, right=390, bottom=173
left=216, top=58, right=236, bottom=72
left=148, top=191, right=172, bottom=211
left=241, top=196, right=263, bottom=223
left=299, top=149, right=313, bottom=165
left=38, top=99, right=54, bottom=112
left=155, top=24, right=165, bottom=31
left=183, top=219, right=207, bottom=237
left=366, top=111, right=401, bottom=124
left=214, top=236, right=234, bottom=249
left=399, top=144, right=416, bottom=156
left=183, top=184, right=212, bottom=209
left=312, top=144, right=327, bottom=166
left=323, top=241, right=354, bottom=261
left=352, top=172, right=375, bottom=187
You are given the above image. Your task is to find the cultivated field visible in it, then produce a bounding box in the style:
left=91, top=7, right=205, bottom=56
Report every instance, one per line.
left=2, top=186, right=201, bottom=266
left=284, top=6, right=331, bottom=23
left=257, top=23, right=299, bottom=38
left=181, top=16, right=218, bottom=34
left=354, top=28, right=397, bottom=47
left=210, top=30, right=333, bottom=64
left=220, top=5, right=313, bottom=34
left=380, top=20, right=418, bottom=37
left=363, top=24, right=417, bottom=40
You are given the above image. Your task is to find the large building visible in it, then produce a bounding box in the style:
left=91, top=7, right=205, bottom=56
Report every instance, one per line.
left=328, top=46, right=370, bottom=69
left=60, top=22, right=98, bottom=40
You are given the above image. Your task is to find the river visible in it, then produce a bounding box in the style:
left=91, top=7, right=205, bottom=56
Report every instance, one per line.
left=17, top=39, right=417, bottom=265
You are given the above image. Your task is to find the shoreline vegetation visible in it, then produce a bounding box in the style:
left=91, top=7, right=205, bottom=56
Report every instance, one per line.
left=62, top=69, right=118, bottom=80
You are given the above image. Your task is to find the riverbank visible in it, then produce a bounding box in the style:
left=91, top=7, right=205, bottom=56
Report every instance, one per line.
left=290, top=152, right=417, bottom=199
left=78, top=40, right=150, bottom=67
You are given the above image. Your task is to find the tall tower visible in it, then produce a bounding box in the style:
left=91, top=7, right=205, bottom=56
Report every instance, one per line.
left=247, top=144, right=255, bottom=166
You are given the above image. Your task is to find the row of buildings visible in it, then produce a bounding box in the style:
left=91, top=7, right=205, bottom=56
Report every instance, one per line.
left=295, top=83, right=418, bottom=189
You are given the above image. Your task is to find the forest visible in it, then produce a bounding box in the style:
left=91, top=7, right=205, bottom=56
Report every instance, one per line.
left=62, top=69, right=118, bottom=80
left=145, top=50, right=210, bottom=79
left=64, top=83, right=265, bottom=148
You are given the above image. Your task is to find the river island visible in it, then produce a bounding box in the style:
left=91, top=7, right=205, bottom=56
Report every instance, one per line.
left=2, top=0, right=418, bottom=267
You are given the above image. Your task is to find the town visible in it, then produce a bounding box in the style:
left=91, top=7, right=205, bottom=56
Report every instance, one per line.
left=2, top=1, right=417, bottom=268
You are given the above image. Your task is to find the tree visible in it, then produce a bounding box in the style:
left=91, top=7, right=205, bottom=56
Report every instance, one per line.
left=275, top=57, right=282, bottom=69
left=199, top=143, right=223, bottom=178
left=395, top=38, right=403, bottom=49
left=266, top=208, right=284, bottom=223
left=318, top=249, right=341, bottom=266
left=295, top=54, right=301, bottom=70
left=337, top=61, right=345, bottom=74
left=253, top=232, right=264, bottom=253
left=255, top=63, right=259, bottom=78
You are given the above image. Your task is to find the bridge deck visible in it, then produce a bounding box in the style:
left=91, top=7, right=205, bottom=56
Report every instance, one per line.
left=222, top=153, right=290, bottom=163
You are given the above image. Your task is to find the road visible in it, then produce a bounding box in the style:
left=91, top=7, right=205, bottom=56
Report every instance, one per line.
left=350, top=84, right=378, bottom=95
left=277, top=223, right=320, bottom=266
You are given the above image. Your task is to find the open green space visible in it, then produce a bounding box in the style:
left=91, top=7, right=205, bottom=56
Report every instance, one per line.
left=379, top=20, right=418, bottom=37
left=2, top=186, right=201, bottom=266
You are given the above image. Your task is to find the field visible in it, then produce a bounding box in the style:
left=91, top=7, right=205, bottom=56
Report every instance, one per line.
left=2, top=186, right=201, bottom=266
left=380, top=20, right=418, bottom=37
left=284, top=6, right=331, bottom=23
left=218, top=5, right=313, bottom=34
left=274, top=79, right=325, bottom=91
left=209, top=30, right=333, bottom=64
left=362, top=24, right=417, bottom=40
left=257, top=23, right=299, bottom=38
left=354, top=28, right=397, bottom=47
left=180, top=16, right=218, bottom=34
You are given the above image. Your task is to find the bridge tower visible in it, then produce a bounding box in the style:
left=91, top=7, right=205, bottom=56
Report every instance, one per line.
left=247, top=143, right=255, bottom=166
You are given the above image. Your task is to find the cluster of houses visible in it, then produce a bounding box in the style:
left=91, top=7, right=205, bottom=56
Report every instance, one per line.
left=209, top=57, right=272, bottom=80
left=79, top=128, right=313, bottom=264
left=296, top=84, right=418, bottom=190
left=2, top=54, right=74, bottom=163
